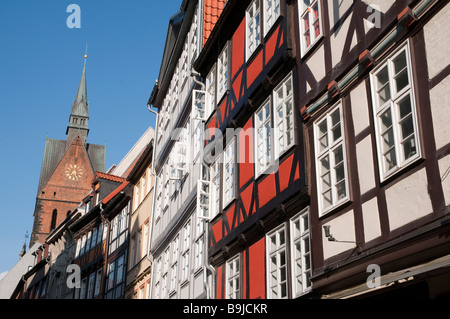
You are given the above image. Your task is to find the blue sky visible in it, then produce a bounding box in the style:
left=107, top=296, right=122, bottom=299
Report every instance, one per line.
left=0, top=1, right=181, bottom=275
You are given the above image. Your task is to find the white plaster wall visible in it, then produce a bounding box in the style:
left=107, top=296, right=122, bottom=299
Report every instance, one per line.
left=306, top=44, right=326, bottom=93
left=350, top=81, right=370, bottom=136
left=438, top=154, right=450, bottom=206
left=385, top=168, right=433, bottom=231
left=424, top=2, right=450, bottom=151
left=428, top=75, right=450, bottom=151
left=424, top=2, right=450, bottom=79
left=362, top=197, right=381, bottom=242
left=356, top=136, right=376, bottom=195
left=329, top=0, right=353, bottom=28
left=322, top=210, right=356, bottom=260
left=329, top=11, right=358, bottom=68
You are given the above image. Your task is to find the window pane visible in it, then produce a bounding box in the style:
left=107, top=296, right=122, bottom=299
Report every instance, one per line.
left=331, top=108, right=341, bottom=136
left=279, top=230, right=285, bottom=246
left=384, top=147, right=397, bottom=172
left=394, top=51, right=407, bottom=74
left=395, top=69, right=409, bottom=93
left=303, top=237, right=310, bottom=254
left=334, top=145, right=344, bottom=165
left=320, top=155, right=330, bottom=173
left=400, top=115, right=414, bottom=140
left=376, top=67, right=391, bottom=106
left=303, top=0, right=312, bottom=12
left=398, top=94, right=412, bottom=121
left=322, top=189, right=332, bottom=209
left=393, top=51, right=409, bottom=93
left=318, top=121, right=328, bottom=152
left=321, top=172, right=331, bottom=193
left=336, top=180, right=347, bottom=200
left=302, top=214, right=309, bottom=232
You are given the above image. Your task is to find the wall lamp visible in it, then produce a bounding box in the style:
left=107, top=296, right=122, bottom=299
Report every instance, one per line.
left=323, top=225, right=336, bottom=242
left=323, top=225, right=360, bottom=245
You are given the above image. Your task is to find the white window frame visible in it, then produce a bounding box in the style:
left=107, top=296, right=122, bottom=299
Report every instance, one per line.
left=170, top=235, right=179, bottom=293
left=370, top=41, right=420, bottom=181
left=314, top=102, right=349, bottom=216
left=217, top=43, right=228, bottom=102
left=263, top=0, right=281, bottom=37
left=197, top=180, right=211, bottom=220
left=273, top=73, right=295, bottom=157
left=193, top=117, right=204, bottom=161
left=255, top=99, right=273, bottom=177
left=206, top=65, right=216, bottom=119
left=155, top=171, right=163, bottom=221
left=210, top=157, right=221, bottom=218
left=246, top=0, right=261, bottom=60
left=181, top=251, right=190, bottom=283
left=194, top=236, right=204, bottom=271
left=181, top=220, right=191, bottom=283
left=223, top=138, right=236, bottom=208
left=290, top=208, right=311, bottom=297
left=298, top=0, right=323, bottom=57
left=134, top=182, right=140, bottom=210
left=75, top=238, right=81, bottom=258
left=266, top=225, right=288, bottom=299
left=226, top=254, right=240, bottom=299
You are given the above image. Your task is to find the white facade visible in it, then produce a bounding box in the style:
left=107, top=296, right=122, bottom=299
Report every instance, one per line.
left=149, top=2, right=209, bottom=299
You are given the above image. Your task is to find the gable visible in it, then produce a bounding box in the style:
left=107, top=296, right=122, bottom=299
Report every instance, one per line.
left=40, top=136, right=95, bottom=202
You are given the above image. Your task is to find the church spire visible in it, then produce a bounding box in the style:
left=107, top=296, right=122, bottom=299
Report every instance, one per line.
left=66, top=45, right=90, bottom=146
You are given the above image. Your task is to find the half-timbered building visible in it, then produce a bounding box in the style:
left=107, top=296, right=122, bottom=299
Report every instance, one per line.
left=147, top=0, right=211, bottom=299
left=193, top=0, right=310, bottom=299
left=297, top=0, right=450, bottom=299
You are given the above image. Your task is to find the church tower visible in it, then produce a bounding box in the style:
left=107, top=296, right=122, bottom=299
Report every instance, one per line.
left=30, top=53, right=106, bottom=247
left=66, top=54, right=89, bottom=147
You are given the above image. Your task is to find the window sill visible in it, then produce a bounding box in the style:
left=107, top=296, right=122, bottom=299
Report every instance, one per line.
left=254, top=144, right=296, bottom=182
left=318, top=196, right=351, bottom=219
left=194, top=267, right=203, bottom=277
left=379, top=155, right=424, bottom=186
left=222, top=197, right=236, bottom=213
left=180, top=279, right=189, bottom=288
left=245, top=42, right=264, bottom=65
left=300, top=35, right=324, bottom=61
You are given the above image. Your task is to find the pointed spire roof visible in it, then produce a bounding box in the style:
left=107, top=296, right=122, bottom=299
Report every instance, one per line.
left=71, top=53, right=88, bottom=118
left=66, top=47, right=90, bottom=143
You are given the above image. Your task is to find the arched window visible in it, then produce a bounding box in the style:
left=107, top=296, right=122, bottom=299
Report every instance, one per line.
left=50, top=209, right=58, bottom=231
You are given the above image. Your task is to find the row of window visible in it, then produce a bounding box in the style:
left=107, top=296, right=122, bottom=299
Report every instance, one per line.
left=109, top=204, right=130, bottom=255
left=157, top=9, right=199, bottom=149
left=75, top=221, right=108, bottom=258
left=133, top=166, right=153, bottom=211
left=314, top=42, right=420, bottom=216
left=152, top=215, right=205, bottom=298
left=74, top=268, right=102, bottom=299
left=205, top=73, right=295, bottom=219
left=225, top=208, right=311, bottom=299
left=129, top=221, right=149, bottom=269
left=105, top=253, right=127, bottom=299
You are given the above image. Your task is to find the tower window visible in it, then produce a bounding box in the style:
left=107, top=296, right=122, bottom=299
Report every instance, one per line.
left=50, top=209, right=58, bottom=231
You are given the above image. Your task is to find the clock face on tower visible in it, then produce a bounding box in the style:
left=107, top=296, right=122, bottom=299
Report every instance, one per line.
left=65, top=164, right=83, bottom=181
